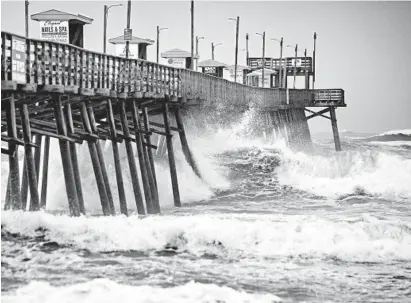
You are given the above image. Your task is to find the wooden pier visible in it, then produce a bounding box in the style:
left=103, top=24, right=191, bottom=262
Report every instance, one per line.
left=1, top=31, right=345, bottom=215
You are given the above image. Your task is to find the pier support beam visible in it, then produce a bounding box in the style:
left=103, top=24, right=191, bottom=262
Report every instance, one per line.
left=106, top=99, right=128, bottom=215
left=65, top=104, right=86, bottom=214
left=40, top=136, right=50, bottom=209
left=87, top=102, right=115, bottom=215
left=80, top=102, right=111, bottom=216
left=53, top=95, right=80, bottom=216
left=20, top=104, right=40, bottom=211
left=174, top=108, right=202, bottom=180
left=163, top=102, right=181, bottom=207
left=130, top=100, right=155, bottom=214
left=329, top=107, right=342, bottom=151
left=119, top=100, right=145, bottom=215
left=5, top=94, right=22, bottom=210
left=141, top=106, right=160, bottom=213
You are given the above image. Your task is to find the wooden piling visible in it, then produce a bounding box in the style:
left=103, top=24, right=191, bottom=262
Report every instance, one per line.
left=87, top=102, right=115, bottom=215
left=5, top=94, right=22, bottom=210
left=79, top=102, right=111, bottom=216
left=20, top=104, right=40, bottom=211
left=106, top=99, right=128, bottom=215
left=163, top=102, right=181, bottom=207
left=40, top=136, right=50, bottom=209
left=64, top=104, right=86, bottom=214
left=130, top=100, right=155, bottom=214
left=141, top=106, right=160, bottom=213
left=21, top=154, right=29, bottom=210
left=53, top=95, right=80, bottom=216
left=174, top=108, right=202, bottom=179
left=329, top=107, right=342, bottom=151
left=118, top=100, right=145, bottom=215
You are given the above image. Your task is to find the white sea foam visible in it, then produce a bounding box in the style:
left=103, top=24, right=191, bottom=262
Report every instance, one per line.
left=2, top=211, right=410, bottom=262
left=368, top=141, right=411, bottom=147
left=1, top=279, right=281, bottom=303
left=276, top=147, right=411, bottom=201
left=378, top=129, right=411, bottom=136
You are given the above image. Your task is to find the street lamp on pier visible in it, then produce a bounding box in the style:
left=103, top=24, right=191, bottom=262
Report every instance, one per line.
left=256, top=31, right=266, bottom=88
left=287, top=44, right=298, bottom=89
left=156, top=26, right=168, bottom=63
left=229, top=17, right=240, bottom=83
left=271, top=37, right=283, bottom=88
left=211, top=42, right=222, bottom=60
left=196, top=36, right=204, bottom=71
left=103, top=3, right=123, bottom=53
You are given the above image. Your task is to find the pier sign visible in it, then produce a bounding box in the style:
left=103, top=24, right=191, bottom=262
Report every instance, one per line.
left=11, top=36, right=27, bottom=84
left=167, top=58, right=185, bottom=68
left=40, top=20, right=69, bottom=43
left=116, top=44, right=138, bottom=58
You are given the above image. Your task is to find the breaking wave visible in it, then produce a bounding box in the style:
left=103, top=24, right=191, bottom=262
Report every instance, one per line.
left=2, top=211, right=411, bottom=262
left=275, top=146, right=411, bottom=201
left=362, top=128, right=411, bottom=142
left=1, top=279, right=281, bottom=303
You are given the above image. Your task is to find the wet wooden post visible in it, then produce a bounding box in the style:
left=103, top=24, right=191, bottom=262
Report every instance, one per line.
left=53, top=95, right=80, bottom=216
left=21, top=154, right=29, bottom=210
left=79, top=102, right=111, bottom=216
left=329, top=107, right=342, bottom=151
left=141, top=106, right=160, bottom=213
left=5, top=94, right=22, bottom=210
left=87, top=102, right=115, bottom=215
left=65, top=103, right=86, bottom=214
left=20, top=104, right=40, bottom=211
left=118, top=99, right=145, bottom=215
left=29, top=134, right=42, bottom=209
left=130, top=100, right=155, bottom=214
left=106, top=99, right=128, bottom=215
left=40, top=136, right=50, bottom=209
left=174, top=108, right=202, bottom=179
left=163, top=102, right=181, bottom=207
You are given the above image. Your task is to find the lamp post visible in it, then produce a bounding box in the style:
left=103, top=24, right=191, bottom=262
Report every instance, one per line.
left=125, top=0, right=131, bottom=59
left=229, top=17, right=240, bottom=83
left=156, top=26, right=168, bottom=63
left=245, top=33, right=250, bottom=66
left=103, top=3, right=123, bottom=53
left=287, top=44, right=298, bottom=89
left=256, top=31, right=266, bottom=88
left=313, top=32, right=317, bottom=89
left=196, top=36, right=204, bottom=71
left=190, top=0, right=194, bottom=70
left=25, top=0, right=29, bottom=38
left=211, top=42, right=222, bottom=60
left=271, top=37, right=283, bottom=88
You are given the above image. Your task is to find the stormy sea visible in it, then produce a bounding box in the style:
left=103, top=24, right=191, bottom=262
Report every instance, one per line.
left=1, top=110, right=411, bottom=303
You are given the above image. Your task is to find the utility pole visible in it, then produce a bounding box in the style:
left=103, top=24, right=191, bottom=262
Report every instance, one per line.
left=211, top=42, right=214, bottom=60
left=279, top=38, right=283, bottom=88
left=246, top=33, right=249, bottom=66
left=229, top=17, right=240, bottom=83
left=25, top=0, right=29, bottom=37
left=103, top=6, right=107, bottom=53
left=125, top=0, right=131, bottom=59
left=262, top=32, right=265, bottom=88
left=313, top=32, right=317, bottom=89
left=294, top=44, right=297, bottom=89
left=157, top=26, right=159, bottom=63
left=190, top=0, right=194, bottom=70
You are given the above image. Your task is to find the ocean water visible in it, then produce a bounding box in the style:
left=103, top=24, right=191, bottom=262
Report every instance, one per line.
left=1, top=111, right=411, bottom=303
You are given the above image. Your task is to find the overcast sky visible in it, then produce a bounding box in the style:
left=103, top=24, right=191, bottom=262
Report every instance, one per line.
left=1, top=1, right=410, bottom=133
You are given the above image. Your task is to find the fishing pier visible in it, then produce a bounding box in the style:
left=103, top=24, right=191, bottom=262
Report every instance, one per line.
left=1, top=11, right=345, bottom=216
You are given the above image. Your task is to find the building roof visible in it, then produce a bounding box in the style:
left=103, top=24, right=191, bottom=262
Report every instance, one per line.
left=198, top=59, right=227, bottom=67
left=225, top=64, right=250, bottom=71
left=108, top=35, right=154, bottom=45
left=246, top=68, right=277, bottom=77
left=161, top=48, right=199, bottom=59
left=31, top=9, right=93, bottom=24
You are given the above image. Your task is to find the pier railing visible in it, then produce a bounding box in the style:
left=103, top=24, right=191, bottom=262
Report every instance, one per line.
left=1, top=31, right=344, bottom=107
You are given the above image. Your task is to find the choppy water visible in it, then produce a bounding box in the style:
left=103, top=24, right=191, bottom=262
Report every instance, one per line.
left=1, top=113, right=411, bottom=302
